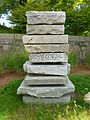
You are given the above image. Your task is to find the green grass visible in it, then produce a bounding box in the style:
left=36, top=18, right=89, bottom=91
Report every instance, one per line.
left=86, top=53, right=90, bottom=67
left=0, top=25, right=12, bottom=33
left=0, top=74, right=90, bottom=120
left=68, top=51, right=78, bottom=68
left=0, top=50, right=28, bottom=72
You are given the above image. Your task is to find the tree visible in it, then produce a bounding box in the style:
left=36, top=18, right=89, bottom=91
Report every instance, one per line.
left=20, top=0, right=27, bottom=5
left=3, top=0, right=90, bottom=35
left=48, top=0, right=90, bottom=35
left=8, top=0, right=51, bottom=33
left=65, top=0, right=90, bottom=35
left=0, top=0, right=27, bottom=16
left=0, top=0, right=18, bottom=16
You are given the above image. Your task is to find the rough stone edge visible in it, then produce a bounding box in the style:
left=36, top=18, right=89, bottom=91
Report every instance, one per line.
left=24, top=44, right=69, bottom=53
left=23, top=94, right=70, bottom=104
left=23, top=61, right=68, bottom=75
left=29, top=53, right=68, bottom=63
left=23, top=35, right=68, bottom=44
left=24, top=74, right=68, bottom=85
left=17, top=79, right=75, bottom=98
left=26, top=25, right=64, bottom=35
left=26, top=11, right=66, bottom=25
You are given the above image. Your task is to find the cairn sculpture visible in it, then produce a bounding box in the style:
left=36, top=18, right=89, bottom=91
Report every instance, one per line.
left=17, top=11, right=75, bottom=104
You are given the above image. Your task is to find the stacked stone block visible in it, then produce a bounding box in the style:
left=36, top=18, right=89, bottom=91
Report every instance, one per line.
left=17, top=11, right=75, bottom=104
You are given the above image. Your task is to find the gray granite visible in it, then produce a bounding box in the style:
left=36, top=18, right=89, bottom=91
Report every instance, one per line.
left=24, top=74, right=68, bottom=85
left=17, top=79, right=75, bottom=98
left=23, top=61, right=68, bottom=75
left=23, top=95, right=70, bottom=104
left=26, top=11, right=66, bottom=25
left=26, top=25, right=64, bottom=35
left=29, top=53, right=68, bottom=63
left=84, top=92, right=90, bottom=103
left=24, top=44, right=69, bottom=53
left=23, top=35, right=68, bottom=44
left=67, top=63, right=71, bottom=74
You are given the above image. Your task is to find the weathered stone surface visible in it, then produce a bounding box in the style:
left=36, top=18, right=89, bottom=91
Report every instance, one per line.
left=2, top=45, right=11, bottom=51
left=24, top=74, right=68, bottom=85
left=23, top=61, right=68, bottom=75
left=17, top=79, right=75, bottom=98
left=23, top=35, right=68, bottom=44
left=84, top=92, right=90, bottom=103
left=29, top=53, right=68, bottom=63
left=67, top=63, right=71, bottom=74
left=24, top=44, right=69, bottom=53
left=26, top=25, right=64, bottom=35
left=23, top=95, right=70, bottom=104
left=26, top=11, right=66, bottom=25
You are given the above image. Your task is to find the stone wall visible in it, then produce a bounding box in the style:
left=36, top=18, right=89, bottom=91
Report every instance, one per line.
left=0, top=34, right=90, bottom=63
left=68, top=36, right=90, bottom=63
left=0, top=34, right=23, bottom=53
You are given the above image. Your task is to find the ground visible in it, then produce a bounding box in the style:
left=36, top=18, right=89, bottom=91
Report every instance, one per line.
left=0, top=64, right=90, bottom=120
left=71, top=64, right=90, bottom=74
left=0, top=70, right=24, bottom=87
left=0, top=64, right=90, bottom=87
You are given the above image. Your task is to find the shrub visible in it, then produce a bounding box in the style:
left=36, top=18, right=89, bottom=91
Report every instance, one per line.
left=0, top=54, right=4, bottom=72
left=68, top=51, right=78, bottom=68
left=69, top=74, right=90, bottom=95
left=0, top=50, right=28, bottom=72
left=85, top=52, right=90, bottom=67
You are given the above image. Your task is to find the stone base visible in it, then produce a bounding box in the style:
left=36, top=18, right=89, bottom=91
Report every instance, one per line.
left=23, top=95, right=70, bottom=104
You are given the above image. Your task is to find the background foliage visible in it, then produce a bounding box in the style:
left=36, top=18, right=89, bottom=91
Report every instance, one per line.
left=0, top=0, right=90, bottom=35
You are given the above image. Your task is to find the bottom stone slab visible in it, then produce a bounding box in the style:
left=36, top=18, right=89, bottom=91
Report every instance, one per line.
left=23, top=95, right=70, bottom=104
left=17, top=79, right=75, bottom=98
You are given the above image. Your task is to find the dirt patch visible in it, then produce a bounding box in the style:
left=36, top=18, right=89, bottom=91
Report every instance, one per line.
left=0, top=64, right=90, bottom=88
left=0, top=70, right=25, bottom=87
left=71, top=64, right=90, bottom=74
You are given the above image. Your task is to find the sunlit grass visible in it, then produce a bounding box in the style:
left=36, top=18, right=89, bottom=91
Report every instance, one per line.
left=0, top=74, right=90, bottom=120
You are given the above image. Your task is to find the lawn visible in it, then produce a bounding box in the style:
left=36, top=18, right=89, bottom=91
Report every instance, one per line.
left=0, top=74, right=90, bottom=120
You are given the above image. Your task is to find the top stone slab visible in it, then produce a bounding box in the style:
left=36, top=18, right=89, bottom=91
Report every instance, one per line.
left=26, top=11, right=66, bottom=25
